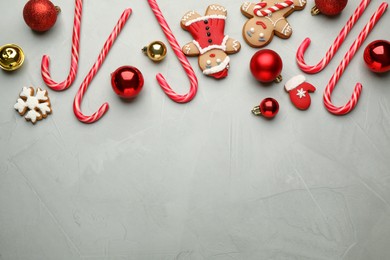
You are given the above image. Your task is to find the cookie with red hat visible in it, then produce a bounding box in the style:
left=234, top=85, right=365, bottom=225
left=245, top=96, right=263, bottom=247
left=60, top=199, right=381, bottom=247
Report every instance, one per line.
left=285, top=75, right=316, bottom=110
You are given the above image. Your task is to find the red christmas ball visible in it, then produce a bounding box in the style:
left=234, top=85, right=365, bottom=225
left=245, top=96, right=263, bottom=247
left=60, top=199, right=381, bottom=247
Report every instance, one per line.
left=363, top=40, right=390, bottom=73
left=250, top=49, right=283, bottom=83
left=313, top=0, right=348, bottom=16
left=259, top=98, right=279, bottom=118
left=111, top=66, right=144, bottom=99
left=23, top=0, right=60, bottom=32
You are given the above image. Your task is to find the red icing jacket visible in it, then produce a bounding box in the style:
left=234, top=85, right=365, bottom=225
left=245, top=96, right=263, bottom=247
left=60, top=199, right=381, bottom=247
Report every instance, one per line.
left=185, top=15, right=228, bottom=54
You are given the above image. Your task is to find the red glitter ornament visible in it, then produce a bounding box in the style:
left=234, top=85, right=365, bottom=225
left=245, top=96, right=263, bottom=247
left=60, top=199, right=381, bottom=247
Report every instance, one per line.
left=250, top=49, right=283, bottom=83
left=23, top=0, right=60, bottom=32
left=312, top=0, right=348, bottom=16
left=363, top=40, right=390, bottom=73
left=111, top=66, right=144, bottom=99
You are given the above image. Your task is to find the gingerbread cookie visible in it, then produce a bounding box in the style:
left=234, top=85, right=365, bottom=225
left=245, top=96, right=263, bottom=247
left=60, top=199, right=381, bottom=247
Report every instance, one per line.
left=181, top=4, right=241, bottom=79
left=241, top=0, right=306, bottom=48
left=14, top=87, right=52, bottom=124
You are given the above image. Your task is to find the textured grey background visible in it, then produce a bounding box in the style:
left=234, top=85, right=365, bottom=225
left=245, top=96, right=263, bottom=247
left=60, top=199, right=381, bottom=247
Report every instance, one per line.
left=1, top=0, right=390, bottom=259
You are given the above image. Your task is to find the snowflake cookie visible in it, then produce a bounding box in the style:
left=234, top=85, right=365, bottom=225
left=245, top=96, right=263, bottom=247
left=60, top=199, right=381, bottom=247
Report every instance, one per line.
left=14, top=87, right=52, bottom=124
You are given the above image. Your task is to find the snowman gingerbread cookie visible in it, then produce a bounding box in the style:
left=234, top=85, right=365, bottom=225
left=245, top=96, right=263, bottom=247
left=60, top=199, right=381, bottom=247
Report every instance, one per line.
left=241, top=0, right=306, bottom=48
left=181, top=4, right=241, bottom=79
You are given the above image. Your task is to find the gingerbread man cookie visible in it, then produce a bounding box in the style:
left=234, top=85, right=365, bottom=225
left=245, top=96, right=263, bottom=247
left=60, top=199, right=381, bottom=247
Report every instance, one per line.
left=181, top=4, right=241, bottom=79
left=241, top=0, right=306, bottom=48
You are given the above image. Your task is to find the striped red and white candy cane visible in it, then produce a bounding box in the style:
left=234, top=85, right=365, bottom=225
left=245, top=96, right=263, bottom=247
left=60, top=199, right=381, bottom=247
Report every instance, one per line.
left=254, top=1, right=294, bottom=17
left=296, top=0, right=371, bottom=74
left=41, top=0, right=83, bottom=91
left=73, top=9, right=132, bottom=124
left=147, top=0, right=198, bottom=103
left=323, top=2, right=388, bottom=115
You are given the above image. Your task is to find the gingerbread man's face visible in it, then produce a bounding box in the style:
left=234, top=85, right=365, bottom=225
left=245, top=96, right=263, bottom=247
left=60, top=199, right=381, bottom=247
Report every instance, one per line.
left=241, top=0, right=306, bottom=48
left=198, top=49, right=229, bottom=79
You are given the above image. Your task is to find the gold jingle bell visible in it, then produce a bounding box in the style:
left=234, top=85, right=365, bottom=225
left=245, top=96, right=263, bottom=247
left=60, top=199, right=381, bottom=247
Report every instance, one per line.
left=142, top=41, right=167, bottom=62
left=0, top=44, right=25, bottom=71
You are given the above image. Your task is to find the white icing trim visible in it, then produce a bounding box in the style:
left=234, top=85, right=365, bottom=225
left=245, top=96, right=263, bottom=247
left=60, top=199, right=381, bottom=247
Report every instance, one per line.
left=185, top=15, right=226, bottom=27
left=285, top=75, right=306, bottom=91
left=209, top=5, right=227, bottom=13
left=242, top=2, right=251, bottom=12
left=281, top=23, right=291, bottom=35
left=203, top=56, right=230, bottom=75
left=193, top=35, right=229, bottom=55
left=184, top=44, right=192, bottom=54
left=182, top=11, right=196, bottom=22
left=232, top=40, right=239, bottom=51
left=265, top=16, right=285, bottom=27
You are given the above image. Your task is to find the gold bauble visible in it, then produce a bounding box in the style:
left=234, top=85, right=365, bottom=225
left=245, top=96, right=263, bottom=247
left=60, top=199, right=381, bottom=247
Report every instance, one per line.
left=0, top=44, right=25, bottom=71
left=142, top=41, right=167, bottom=62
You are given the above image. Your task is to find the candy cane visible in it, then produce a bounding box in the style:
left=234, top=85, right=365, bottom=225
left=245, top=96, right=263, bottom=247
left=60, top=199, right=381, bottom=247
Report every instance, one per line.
left=323, top=2, right=388, bottom=115
left=296, top=0, right=371, bottom=74
left=254, top=1, right=294, bottom=17
left=147, top=0, right=198, bottom=103
left=41, top=0, right=83, bottom=91
left=73, top=9, right=132, bottom=124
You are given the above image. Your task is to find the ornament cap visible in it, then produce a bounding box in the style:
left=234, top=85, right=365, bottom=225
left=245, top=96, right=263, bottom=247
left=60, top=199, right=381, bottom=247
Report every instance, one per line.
left=0, top=44, right=25, bottom=71
left=311, top=6, right=320, bottom=15
left=275, top=75, right=283, bottom=83
left=143, top=41, right=167, bottom=62
left=252, top=106, right=262, bottom=116
left=55, top=6, right=61, bottom=14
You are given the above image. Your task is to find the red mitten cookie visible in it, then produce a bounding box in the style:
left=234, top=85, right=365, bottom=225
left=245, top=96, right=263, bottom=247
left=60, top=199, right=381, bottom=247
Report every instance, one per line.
left=241, top=0, right=306, bottom=48
left=285, top=75, right=316, bottom=110
left=181, top=4, right=241, bottom=79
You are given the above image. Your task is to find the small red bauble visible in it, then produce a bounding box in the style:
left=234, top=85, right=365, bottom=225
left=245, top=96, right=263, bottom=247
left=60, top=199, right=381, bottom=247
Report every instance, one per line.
left=250, top=49, right=283, bottom=83
left=252, top=98, right=279, bottom=119
left=312, top=0, right=348, bottom=16
left=111, top=66, right=144, bottom=99
left=363, top=40, right=390, bottom=73
left=23, top=0, right=60, bottom=32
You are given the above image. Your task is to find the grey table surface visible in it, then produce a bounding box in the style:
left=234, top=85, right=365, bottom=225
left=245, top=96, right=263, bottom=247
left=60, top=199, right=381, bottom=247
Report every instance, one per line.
left=1, top=0, right=390, bottom=259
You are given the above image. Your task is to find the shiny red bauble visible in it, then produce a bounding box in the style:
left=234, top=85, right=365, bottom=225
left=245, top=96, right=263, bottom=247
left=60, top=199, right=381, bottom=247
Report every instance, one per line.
left=259, top=98, right=279, bottom=118
left=363, top=40, right=390, bottom=73
left=250, top=49, right=283, bottom=83
left=111, top=66, right=144, bottom=99
left=314, top=0, right=348, bottom=16
left=23, top=0, right=60, bottom=32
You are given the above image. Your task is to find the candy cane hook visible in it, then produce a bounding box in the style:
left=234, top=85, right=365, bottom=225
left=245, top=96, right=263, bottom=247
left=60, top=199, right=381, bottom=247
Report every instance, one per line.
left=41, top=0, right=83, bottom=91
left=73, top=8, right=132, bottom=124
left=296, top=0, right=371, bottom=74
left=323, top=2, right=388, bottom=115
left=147, top=0, right=198, bottom=103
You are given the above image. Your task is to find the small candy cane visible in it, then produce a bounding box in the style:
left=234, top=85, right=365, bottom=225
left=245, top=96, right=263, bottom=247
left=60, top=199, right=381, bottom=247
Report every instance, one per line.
left=323, top=2, right=388, bottom=115
left=147, top=0, right=198, bottom=103
left=73, top=8, right=132, bottom=124
left=296, top=0, right=371, bottom=74
left=254, top=1, right=293, bottom=17
left=41, top=0, right=83, bottom=91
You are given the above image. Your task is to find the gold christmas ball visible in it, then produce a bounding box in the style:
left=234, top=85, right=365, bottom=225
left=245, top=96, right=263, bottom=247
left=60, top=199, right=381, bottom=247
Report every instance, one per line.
left=142, top=41, right=167, bottom=62
left=0, top=44, right=25, bottom=71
